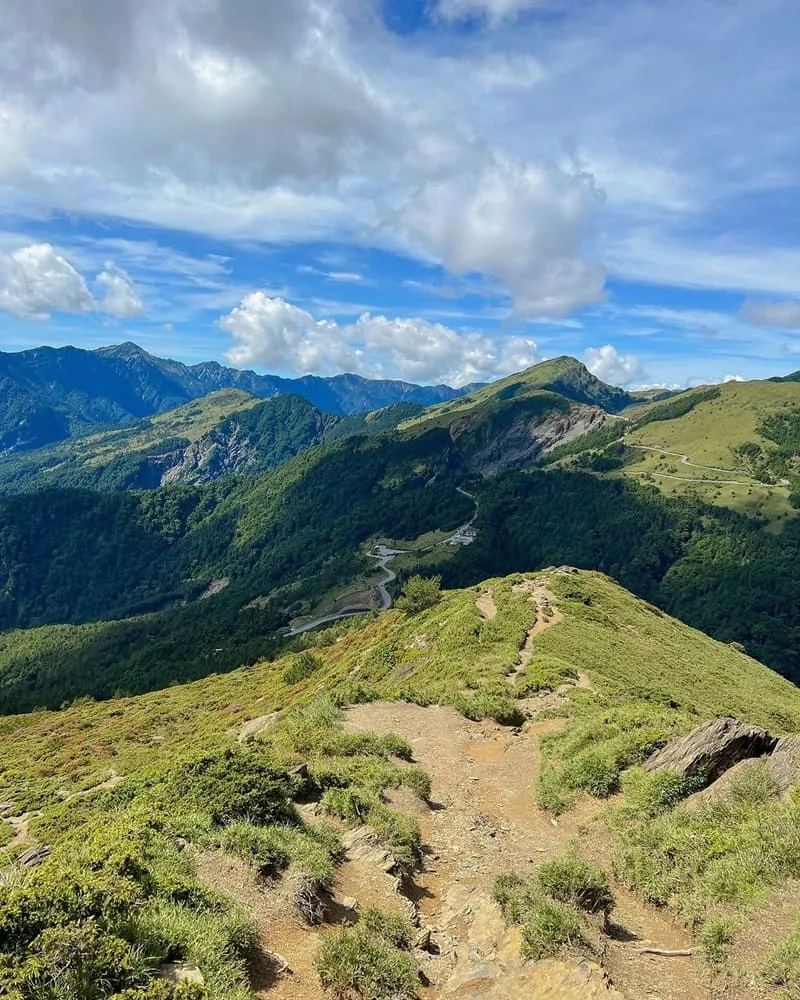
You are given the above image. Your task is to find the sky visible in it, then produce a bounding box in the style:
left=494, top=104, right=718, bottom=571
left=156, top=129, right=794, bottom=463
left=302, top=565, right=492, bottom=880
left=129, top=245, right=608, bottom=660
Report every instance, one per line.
left=1, top=0, right=799, bottom=389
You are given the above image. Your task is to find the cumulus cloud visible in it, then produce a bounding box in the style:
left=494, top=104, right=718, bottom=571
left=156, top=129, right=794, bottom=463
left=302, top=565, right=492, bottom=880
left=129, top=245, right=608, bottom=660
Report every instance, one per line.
left=0, top=243, right=93, bottom=319
left=96, top=266, right=144, bottom=318
left=0, top=243, right=144, bottom=320
left=740, top=299, right=800, bottom=330
left=584, top=345, right=646, bottom=386
left=220, top=292, right=539, bottom=386
left=398, top=153, right=606, bottom=317
left=723, top=374, right=745, bottom=383
left=0, top=0, right=608, bottom=320
left=435, top=0, right=546, bottom=24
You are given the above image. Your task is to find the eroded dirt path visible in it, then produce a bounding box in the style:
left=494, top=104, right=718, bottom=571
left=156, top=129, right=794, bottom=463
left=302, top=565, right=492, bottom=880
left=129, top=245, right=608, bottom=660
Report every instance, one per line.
left=343, top=701, right=711, bottom=1000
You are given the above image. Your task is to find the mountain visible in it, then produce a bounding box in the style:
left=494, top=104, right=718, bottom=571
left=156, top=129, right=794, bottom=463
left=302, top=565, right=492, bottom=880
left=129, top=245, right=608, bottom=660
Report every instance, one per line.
left=0, top=356, right=799, bottom=716
left=402, top=357, right=636, bottom=429
left=0, top=392, right=427, bottom=493
left=4, top=568, right=800, bottom=1000
left=0, top=341, right=468, bottom=452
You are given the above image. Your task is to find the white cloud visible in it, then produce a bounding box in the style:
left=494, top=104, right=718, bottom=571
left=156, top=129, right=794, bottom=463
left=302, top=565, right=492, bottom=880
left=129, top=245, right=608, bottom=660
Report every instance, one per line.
left=0, top=242, right=146, bottom=320
left=220, top=292, right=540, bottom=386
left=724, top=374, right=745, bottom=382
left=740, top=299, right=800, bottom=330
left=471, top=53, right=547, bottom=89
left=435, top=0, right=546, bottom=24
left=584, top=344, right=646, bottom=386
left=96, top=266, right=144, bottom=318
left=398, top=153, right=606, bottom=317
left=0, top=243, right=93, bottom=319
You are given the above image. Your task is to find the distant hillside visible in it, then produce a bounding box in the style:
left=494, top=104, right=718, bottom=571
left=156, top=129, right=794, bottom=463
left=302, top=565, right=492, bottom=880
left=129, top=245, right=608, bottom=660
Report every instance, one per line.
left=402, top=357, right=634, bottom=430
left=0, top=341, right=467, bottom=452
left=0, top=393, right=427, bottom=493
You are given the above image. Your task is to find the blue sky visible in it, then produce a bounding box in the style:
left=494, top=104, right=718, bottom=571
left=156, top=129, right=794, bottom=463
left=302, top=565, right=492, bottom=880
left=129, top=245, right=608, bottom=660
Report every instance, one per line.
left=1, top=0, right=799, bottom=388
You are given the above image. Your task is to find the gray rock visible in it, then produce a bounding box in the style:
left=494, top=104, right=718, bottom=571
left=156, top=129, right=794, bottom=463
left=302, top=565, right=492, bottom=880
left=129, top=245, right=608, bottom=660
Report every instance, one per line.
left=645, top=717, right=777, bottom=784
left=767, top=734, right=800, bottom=797
left=159, top=962, right=205, bottom=986
left=340, top=896, right=359, bottom=911
left=415, top=927, right=432, bottom=951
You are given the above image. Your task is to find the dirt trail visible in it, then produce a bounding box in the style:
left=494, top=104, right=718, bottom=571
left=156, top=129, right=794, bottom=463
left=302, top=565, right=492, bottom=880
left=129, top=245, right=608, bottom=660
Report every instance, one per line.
left=343, top=701, right=710, bottom=1000
left=625, top=443, right=757, bottom=485
left=197, top=823, right=408, bottom=1000
left=475, top=590, right=497, bottom=621
left=507, top=576, right=564, bottom=686
left=203, top=576, right=714, bottom=999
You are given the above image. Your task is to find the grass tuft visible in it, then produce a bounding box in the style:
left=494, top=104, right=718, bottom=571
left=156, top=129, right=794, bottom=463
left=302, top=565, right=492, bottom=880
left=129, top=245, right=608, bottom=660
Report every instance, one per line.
left=316, top=923, right=419, bottom=999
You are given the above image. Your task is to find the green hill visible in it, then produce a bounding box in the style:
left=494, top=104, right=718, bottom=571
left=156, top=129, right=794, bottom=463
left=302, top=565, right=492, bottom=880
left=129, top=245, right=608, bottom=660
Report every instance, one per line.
left=401, top=357, right=634, bottom=431
left=0, top=393, right=423, bottom=493
left=4, top=569, right=800, bottom=999
left=2, top=364, right=800, bottom=712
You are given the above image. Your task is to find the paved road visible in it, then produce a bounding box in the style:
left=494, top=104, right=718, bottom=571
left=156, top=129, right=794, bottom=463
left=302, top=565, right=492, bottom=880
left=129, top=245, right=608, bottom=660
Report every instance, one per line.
left=286, top=490, right=480, bottom=637
left=285, top=545, right=405, bottom=636
left=625, top=441, right=757, bottom=484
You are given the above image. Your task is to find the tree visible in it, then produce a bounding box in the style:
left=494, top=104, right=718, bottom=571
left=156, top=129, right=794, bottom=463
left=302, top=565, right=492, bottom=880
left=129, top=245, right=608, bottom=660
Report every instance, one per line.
left=395, top=575, right=442, bottom=615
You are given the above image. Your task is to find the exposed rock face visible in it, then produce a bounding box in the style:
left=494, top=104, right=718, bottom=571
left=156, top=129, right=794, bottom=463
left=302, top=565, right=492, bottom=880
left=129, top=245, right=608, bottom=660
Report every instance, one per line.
left=431, top=884, right=622, bottom=999
left=159, top=962, right=205, bottom=986
left=161, top=422, right=257, bottom=485
left=450, top=403, right=609, bottom=478
left=645, top=717, right=777, bottom=784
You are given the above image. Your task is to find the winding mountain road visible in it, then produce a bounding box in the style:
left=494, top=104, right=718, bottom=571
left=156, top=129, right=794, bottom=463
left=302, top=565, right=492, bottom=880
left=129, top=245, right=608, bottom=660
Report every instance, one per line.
left=286, top=490, right=480, bottom=636
left=625, top=441, right=757, bottom=485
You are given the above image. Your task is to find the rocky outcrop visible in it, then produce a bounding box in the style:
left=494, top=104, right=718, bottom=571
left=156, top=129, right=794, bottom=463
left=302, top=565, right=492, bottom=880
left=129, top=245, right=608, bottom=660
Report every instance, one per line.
left=161, top=423, right=257, bottom=485
left=451, top=403, right=609, bottom=478
left=767, top=735, right=800, bottom=797
left=645, top=717, right=777, bottom=784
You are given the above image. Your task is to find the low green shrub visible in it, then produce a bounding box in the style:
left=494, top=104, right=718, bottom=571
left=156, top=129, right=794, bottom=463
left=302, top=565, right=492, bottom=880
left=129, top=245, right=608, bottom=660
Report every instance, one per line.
left=521, top=899, right=583, bottom=961
left=2, top=921, right=145, bottom=999
left=321, top=788, right=421, bottom=873
left=453, top=693, right=525, bottom=727
left=395, top=575, right=441, bottom=616
left=515, top=656, right=578, bottom=697
left=615, top=796, right=800, bottom=923
left=698, top=916, right=738, bottom=964
left=536, top=702, right=685, bottom=811
left=492, top=873, right=541, bottom=925
left=360, top=909, right=415, bottom=950
left=174, top=747, right=298, bottom=827
left=761, top=929, right=800, bottom=986
left=316, top=924, right=419, bottom=999
left=111, top=983, right=206, bottom=999
left=612, top=767, right=702, bottom=822
left=282, top=651, right=322, bottom=686
left=536, top=855, right=614, bottom=914
left=220, top=820, right=339, bottom=890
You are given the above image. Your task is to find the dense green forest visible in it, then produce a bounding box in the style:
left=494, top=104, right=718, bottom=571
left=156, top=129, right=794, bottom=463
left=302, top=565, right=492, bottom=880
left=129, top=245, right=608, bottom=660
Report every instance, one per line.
left=1, top=359, right=800, bottom=716
left=0, top=429, right=474, bottom=712
left=0, top=395, right=425, bottom=494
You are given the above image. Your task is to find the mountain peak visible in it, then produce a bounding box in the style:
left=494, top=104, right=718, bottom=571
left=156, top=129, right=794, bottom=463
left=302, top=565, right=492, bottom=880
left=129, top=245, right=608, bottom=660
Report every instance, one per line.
left=95, top=341, right=157, bottom=361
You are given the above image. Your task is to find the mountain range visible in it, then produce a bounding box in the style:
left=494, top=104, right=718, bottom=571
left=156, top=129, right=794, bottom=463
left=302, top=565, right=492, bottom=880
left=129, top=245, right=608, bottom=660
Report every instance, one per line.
left=0, top=341, right=470, bottom=453
left=2, top=341, right=800, bottom=1000
left=0, top=344, right=798, bottom=716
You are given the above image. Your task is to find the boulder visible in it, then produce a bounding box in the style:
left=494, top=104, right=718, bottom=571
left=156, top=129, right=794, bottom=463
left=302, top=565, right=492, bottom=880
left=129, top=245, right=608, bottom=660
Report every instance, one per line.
left=767, top=735, right=800, bottom=797
left=645, top=717, right=777, bottom=784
